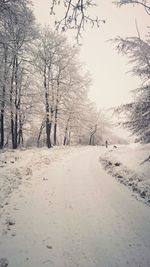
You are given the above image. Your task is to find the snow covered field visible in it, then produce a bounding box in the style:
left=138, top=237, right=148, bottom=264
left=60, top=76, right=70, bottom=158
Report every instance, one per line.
left=0, top=147, right=78, bottom=214
left=0, top=147, right=89, bottom=232
left=0, top=145, right=150, bottom=267
left=100, top=143, right=150, bottom=204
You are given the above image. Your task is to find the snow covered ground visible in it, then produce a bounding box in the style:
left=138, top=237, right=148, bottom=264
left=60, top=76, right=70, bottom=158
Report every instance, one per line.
left=0, top=146, right=77, bottom=214
left=0, top=145, right=150, bottom=267
left=100, top=143, right=150, bottom=204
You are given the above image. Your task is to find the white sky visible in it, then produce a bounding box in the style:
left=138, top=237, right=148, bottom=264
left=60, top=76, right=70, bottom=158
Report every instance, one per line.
left=31, top=0, right=149, bottom=109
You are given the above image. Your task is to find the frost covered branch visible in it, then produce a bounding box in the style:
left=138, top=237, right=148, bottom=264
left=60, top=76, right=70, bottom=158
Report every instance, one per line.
left=114, top=0, right=150, bottom=15
left=50, top=0, right=105, bottom=42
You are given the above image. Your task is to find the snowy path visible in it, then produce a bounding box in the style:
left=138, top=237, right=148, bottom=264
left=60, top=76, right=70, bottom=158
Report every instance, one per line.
left=0, top=147, right=150, bottom=267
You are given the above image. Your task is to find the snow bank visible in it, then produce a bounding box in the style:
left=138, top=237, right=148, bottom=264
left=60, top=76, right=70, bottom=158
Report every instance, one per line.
left=100, top=143, right=150, bottom=204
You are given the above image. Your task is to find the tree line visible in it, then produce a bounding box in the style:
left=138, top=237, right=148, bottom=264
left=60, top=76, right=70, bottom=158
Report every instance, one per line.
left=0, top=0, right=115, bottom=149
left=51, top=0, right=150, bottom=143
left=1, top=0, right=147, bottom=148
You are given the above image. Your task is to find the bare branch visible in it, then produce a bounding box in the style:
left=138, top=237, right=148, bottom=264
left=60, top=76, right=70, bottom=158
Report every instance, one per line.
left=113, top=0, right=150, bottom=15
left=50, top=0, right=105, bottom=42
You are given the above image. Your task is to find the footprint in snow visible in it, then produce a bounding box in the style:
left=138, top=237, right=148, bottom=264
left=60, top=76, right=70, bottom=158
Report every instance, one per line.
left=5, top=217, right=15, bottom=231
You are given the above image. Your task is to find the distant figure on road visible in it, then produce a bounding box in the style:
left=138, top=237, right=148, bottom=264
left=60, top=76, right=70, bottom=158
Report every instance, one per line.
left=106, top=140, right=108, bottom=148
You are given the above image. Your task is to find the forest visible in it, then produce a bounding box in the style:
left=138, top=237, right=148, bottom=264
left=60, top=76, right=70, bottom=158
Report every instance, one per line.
left=0, top=0, right=118, bottom=149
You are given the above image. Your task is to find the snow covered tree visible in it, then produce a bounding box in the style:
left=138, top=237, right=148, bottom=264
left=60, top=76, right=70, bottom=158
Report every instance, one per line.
left=0, top=38, right=9, bottom=148
left=112, top=0, right=150, bottom=143
left=121, top=86, right=150, bottom=142
left=33, top=27, right=92, bottom=147
left=78, top=105, right=112, bottom=146
left=32, top=29, right=69, bottom=148
left=60, top=73, right=90, bottom=146
left=0, top=0, right=37, bottom=149
left=112, top=33, right=150, bottom=142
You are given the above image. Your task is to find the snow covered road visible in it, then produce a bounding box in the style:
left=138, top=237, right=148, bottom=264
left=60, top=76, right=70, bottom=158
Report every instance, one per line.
left=0, top=147, right=150, bottom=267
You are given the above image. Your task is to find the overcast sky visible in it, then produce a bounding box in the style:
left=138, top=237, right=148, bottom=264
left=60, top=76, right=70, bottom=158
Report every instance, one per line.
left=31, top=0, right=149, bottom=109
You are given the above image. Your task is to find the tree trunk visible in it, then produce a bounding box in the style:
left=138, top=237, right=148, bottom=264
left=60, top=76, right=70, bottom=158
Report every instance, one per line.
left=67, top=128, right=71, bottom=145
left=89, top=125, right=97, bottom=146
left=0, top=111, right=4, bottom=149
left=63, top=118, right=69, bottom=146
left=14, top=112, right=18, bottom=149
left=63, top=133, right=67, bottom=146
left=46, top=118, right=51, bottom=148
left=37, top=119, right=45, bottom=147
left=18, top=127, right=23, bottom=147
left=53, top=107, right=58, bottom=146
left=18, top=112, right=23, bottom=147
left=44, top=65, right=52, bottom=148
left=0, top=46, right=8, bottom=149
left=63, top=121, right=68, bottom=146
left=54, top=74, right=60, bottom=146
left=13, top=56, right=19, bottom=149
left=89, top=134, right=93, bottom=145
left=11, top=114, right=15, bottom=148
left=10, top=57, right=16, bottom=149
